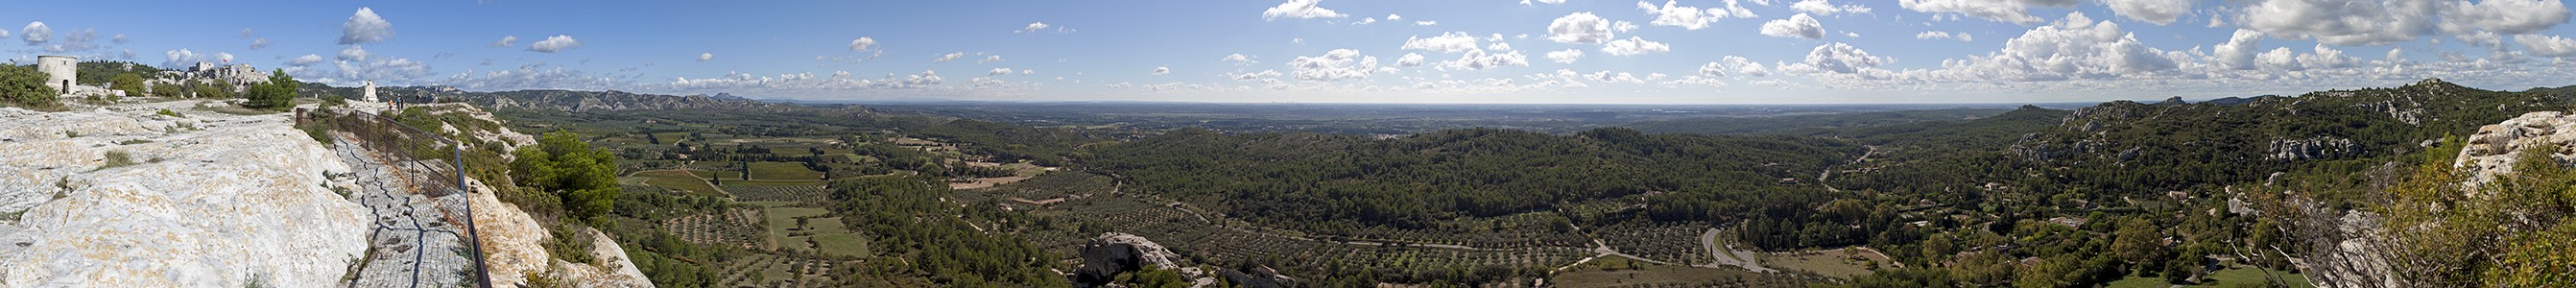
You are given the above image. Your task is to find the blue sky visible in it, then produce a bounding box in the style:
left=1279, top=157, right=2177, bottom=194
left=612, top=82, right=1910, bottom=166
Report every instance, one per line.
left=6, top=0, right=2576, bottom=104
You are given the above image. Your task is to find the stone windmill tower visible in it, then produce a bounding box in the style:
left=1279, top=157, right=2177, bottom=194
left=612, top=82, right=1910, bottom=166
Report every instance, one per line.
left=361, top=81, right=377, bottom=102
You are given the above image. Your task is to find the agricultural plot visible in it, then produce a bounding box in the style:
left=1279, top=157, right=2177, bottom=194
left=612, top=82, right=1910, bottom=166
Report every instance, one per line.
left=660, top=208, right=770, bottom=250
left=1030, top=194, right=1593, bottom=286
left=969, top=172, right=1114, bottom=201
left=750, top=161, right=825, bottom=180
left=1594, top=221, right=1714, bottom=265
left=726, top=184, right=831, bottom=204
left=1327, top=211, right=1591, bottom=250
left=714, top=253, right=854, bottom=288
left=1549, top=256, right=1821, bottom=288
left=631, top=170, right=727, bottom=197
left=1761, top=247, right=1894, bottom=278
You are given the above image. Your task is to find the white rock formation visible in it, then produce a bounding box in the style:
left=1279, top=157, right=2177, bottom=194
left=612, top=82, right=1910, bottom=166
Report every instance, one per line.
left=0, top=101, right=371, bottom=287
left=548, top=228, right=652, bottom=287
left=2454, top=111, right=2576, bottom=189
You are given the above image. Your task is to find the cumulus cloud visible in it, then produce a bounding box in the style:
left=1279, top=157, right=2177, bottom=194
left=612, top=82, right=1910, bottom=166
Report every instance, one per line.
left=21, top=21, right=48, bottom=45
left=339, top=45, right=371, bottom=61
left=1791, top=0, right=1872, bottom=15
left=1600, top=36, right=1671, bottom=56
left=1388, top=13, right=1402, bottom=21
left=2102, top=0, right=2191, bottom=25
left=1896, top=0, right=2076, bottom=25
left=849, top=36, right=876, bottom=51
left=2458, top=31, right=2503, bottom=48
left=2213, top=29, right=2264, bottom=70
left=699, top=53, right=714, bottom=61
left=2238, top=0, right=2568, bottom=46
left=112, top=34, right=129, bottom=44
left=250, top=37, right=272, bottom=50
left=1549, top=12, right=1615, bottom=43
left=933, top=52, right=966, bottom=62
left=528, top=35, right=581, bottom=53
left=1439, top=49, right=1530, bottom=71
left=1780, top=42, right=1889, bottom=76
left=1417, top=20, right=1439, bottom=26
left=1927, top=12, right=2182, bottom=81
left=1401, top=32, right=1481, bottom=53
left=1263, top=0, right=1348, bottom=20
left=979, top=55, right=1004, bottom=63
left=290, top=54, right=325, bottom=66
left=1397, top=53, right=1425, bottom=67
left=341, top=8, right=394, bottom=44
left=163, top=49, right=208, bottom=68
left=1288, top=49, right=1379, bottom=81
left=1522, top=0, right=1568, bottom=5
left=1017, top=21, right=1054, bottom=34
left=1154, top=66, right=1171, bottom=75
left=1760, top=13, right=1825, bottom=39
left=1547, top=49, right=1585, bottom=63
left=1915, top=31, right=1973, bottom=41
left=990, top=67, right=1015, bottom=76
left=1637, top=0, right=1752, bottom=30
left=491, top=36, right=518, bottom=47
left=1723, top=56, right=1771, bottom=76
left=2441, top=0, right=2573, bottom=35
left=2520, top=34, right=2576, bottom=57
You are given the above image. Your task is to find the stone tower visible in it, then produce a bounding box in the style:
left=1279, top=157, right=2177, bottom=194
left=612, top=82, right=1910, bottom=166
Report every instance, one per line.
left=36, top=56, right=77, bottom=93
left=361, top=81, right=377, bottom=102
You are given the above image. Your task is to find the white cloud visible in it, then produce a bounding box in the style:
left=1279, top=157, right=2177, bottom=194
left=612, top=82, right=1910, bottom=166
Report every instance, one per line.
left=1547, top=49, right=1585, bottom=63
left=1223, top=54, right=1257, bottom=65
left=1614, top=21, right=1639, bottom=33
left=1637, top=0, right=1745, bottom=30
left=289, top=54, right=325, bottom=66
left=2459, top=31, right=2503, bottom=48
left=1915, top=31, right=1973, bottom=41
left=338, top=45, right=371, bottom=61
left=1760, top=13, right=1825, bottom=39
left=1699, top=61, right=1729, bottom=76
left=1896, top=0, right=2076, bottom=25
left=849, top=37, right=876, bottom=51
left=1401, top=32, right=1482, bottom=53
left=1724, top=56, right=1771, bottom=76
left=1791, top=0, right=1872, bottom=15
left=1927, top=12, right=2181, bottom=81
left=1022, top=69, right=1036, bottom=75
left=250, top=37, right=271, bottom=50
left=1397, top=53, right=1426, bottom=67
left=1601, top=36, right=1672, bottom=56
left=2102, top=0, right=2191, bottom=25
left=341, top=7, right=395, bottom=44
left=1019, top=21, right=1050, bottom=34
left=491, top=36, right=518, bottom=47
left=1228, top=69, right=1284, bottom=81
left=1522, top=0, right=1569, bottom=5
left=1288, top=49, right=1379, bottom=81
left=529, top=35, right=580, bottom=53
left=1387, top=13, right=1402, bottom=21
left=2519, top=34, right=2576, bottom=57
left=163, top=49, right=208, bottom=68
left=1263, top=0, right=1348, bottom=20
left=1154, top=66, right=1171, bottom=75
left=699, top=53, right=714, bottom=61
left=2441, top=0, right=2572, bottom=35
left=1549, top=12, right=1615, bottom=44
left=1439, top=49, right=1531, bottom=71
left=1416, top=20, right=1439, bottom=26
left=1781, top=42, right=1888, bottom=75
left=1354, top=17, right=1378, bottom=25
left=990, top=67, right=1015, bottom=76
left=21, top=21, right=48, bottom=45
left=2213, top=29, right=2263, bottom=70
left=112, top=34, right=129, bottom=44
left=933, top=52, right=966, bottom=62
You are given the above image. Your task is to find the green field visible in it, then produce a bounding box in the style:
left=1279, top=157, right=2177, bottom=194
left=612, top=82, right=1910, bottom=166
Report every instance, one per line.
left=631, top=170, right=727, bottom=197
left=1550, top=255, right=1813, bottom=287
left=749, top=161, right=824, bottom=180
left=2106, top=265, right=2313, bottom=288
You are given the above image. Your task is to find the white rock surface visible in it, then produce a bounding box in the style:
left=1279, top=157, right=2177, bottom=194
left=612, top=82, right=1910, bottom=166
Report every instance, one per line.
left=470, top=178, right=553, bottom=287
left=547, top=228, right=652, bottom=288
left=2454, top=111, right=2576, bottom=189
left=0, top=101, right=371, bottom=287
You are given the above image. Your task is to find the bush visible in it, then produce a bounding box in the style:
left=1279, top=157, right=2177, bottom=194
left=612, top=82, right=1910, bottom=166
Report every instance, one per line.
left=0, top=64, right=60, bottom=108
left=243, top=69, right=297, bottom=109
left=99, top=151, right=136, bottom=170
left=513, top=131, right=622, bottom=225
left=156, top=108, right=182, bottom=117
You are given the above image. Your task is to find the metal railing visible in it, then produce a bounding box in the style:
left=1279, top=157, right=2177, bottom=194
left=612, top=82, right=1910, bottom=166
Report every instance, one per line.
left=308, top=108, right=493, bottom=288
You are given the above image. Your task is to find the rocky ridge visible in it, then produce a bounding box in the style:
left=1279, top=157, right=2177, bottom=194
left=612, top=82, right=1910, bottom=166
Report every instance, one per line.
left=0, top=101, right=371, bottom=287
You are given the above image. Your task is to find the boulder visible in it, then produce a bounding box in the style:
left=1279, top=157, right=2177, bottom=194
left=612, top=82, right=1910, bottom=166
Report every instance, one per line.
left=1074, top=232, right=1181, bottom=285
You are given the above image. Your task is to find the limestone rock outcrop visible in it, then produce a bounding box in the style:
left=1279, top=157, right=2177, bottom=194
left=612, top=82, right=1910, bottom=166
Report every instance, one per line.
left=0, top=102, right=371, bottom=287
left=1075, top=232, right=1183, bottom=285
left=2454, top=111, right=2576, bottom=189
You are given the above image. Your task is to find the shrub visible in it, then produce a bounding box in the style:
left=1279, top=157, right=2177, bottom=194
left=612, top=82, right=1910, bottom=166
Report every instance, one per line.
left=242, top=69, right=297, bottom=109
left=156, top=108, right=182, bottom=117
left=99, top=151, right=136, bottom=170
left=0, top=64, right=60, bottom=108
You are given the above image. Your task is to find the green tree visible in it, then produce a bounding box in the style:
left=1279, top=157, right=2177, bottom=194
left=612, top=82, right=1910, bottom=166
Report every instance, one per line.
left=108, top=73, right=144, bottom=97
left=192, top=80, right=231, bottom=99
left=2111, top=218, right=2165, bottom=272
left=0, top=64, right=59, bottom=108
left=149, top=82, right=183, bottom=98
left=243, top=69, right=297, bottom=109
left=512, top=131, right=622, bottom=224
